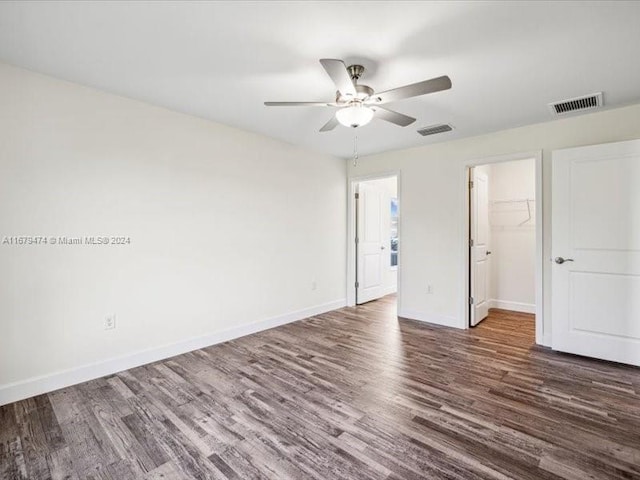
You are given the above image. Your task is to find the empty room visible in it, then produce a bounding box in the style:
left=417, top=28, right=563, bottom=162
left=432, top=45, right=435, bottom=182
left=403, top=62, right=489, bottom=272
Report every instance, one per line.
left=1, top=1, right=640, bottom=479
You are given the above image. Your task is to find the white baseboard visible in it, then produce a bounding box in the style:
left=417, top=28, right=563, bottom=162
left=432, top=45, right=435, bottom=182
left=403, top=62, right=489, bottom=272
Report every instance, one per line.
left=489, top=299, right=536, bottom=314
left=398, top=309, right=461, bottom=329
left=0, top=298, right=346, bottom=407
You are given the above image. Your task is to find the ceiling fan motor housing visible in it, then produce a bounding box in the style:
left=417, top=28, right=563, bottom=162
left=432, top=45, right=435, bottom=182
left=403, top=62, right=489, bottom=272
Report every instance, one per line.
left=337, top=84, right=374, bottom=103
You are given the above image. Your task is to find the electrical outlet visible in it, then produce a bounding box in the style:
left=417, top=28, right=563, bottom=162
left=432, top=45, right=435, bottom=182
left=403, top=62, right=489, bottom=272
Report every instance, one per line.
left=427, top=285, right=433, bottom=294
left=311, top=280, right=317, bottom=291
left=104, top=314, right=116, bottom=330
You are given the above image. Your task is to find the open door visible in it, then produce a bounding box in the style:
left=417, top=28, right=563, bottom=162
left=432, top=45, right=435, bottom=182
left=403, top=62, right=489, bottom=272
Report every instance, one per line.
left=356, top=182, right=385, bottom=304
left=552, top=139, right=640, bottom=366
left=470, top=167, right=490, bottom=326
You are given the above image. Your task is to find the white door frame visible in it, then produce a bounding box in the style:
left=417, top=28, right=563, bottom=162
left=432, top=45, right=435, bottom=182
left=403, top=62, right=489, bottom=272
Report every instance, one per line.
left=460, top=151, right=545, bottom=345
left=347, top=171, right=401, bottom=309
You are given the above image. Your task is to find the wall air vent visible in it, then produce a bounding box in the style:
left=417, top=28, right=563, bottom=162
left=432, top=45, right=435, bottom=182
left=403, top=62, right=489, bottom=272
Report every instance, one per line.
left=548, top=92, right=603, bottom=116
left=417, top=124, right=453, bottom=136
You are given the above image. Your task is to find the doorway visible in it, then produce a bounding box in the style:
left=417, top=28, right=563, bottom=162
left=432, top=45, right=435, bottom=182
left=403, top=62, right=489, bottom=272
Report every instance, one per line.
left=347, top=174, right=399, bottom=307
left=464, top=153, right=543, bottom=344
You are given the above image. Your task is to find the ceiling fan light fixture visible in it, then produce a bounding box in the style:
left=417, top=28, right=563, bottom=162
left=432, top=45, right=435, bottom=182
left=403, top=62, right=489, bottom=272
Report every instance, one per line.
left=264, top=59, right=451, bottom=132
left=336, top=104, right=374, bottom=128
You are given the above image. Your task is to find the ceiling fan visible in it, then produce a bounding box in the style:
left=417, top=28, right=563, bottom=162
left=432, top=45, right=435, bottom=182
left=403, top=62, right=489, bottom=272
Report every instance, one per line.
left=264, top=59, right=452, bottom=132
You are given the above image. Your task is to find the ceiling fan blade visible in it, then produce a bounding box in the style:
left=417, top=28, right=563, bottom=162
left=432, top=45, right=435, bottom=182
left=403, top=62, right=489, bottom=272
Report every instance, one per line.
left=319, top=115, right=339, bottom=132
left=319, top=59, right=357, bottom=97
left=371, top=75, right=452, bottom=104
left=264, top=101, right=336, bottom=107
left=372, top=107, right=416, bottom=127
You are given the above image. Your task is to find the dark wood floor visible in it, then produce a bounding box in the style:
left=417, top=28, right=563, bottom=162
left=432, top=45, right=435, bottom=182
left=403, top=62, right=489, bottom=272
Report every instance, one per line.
left=473, top=308, right=536, bottom=348
left=2, top=296, right=640, bottom=480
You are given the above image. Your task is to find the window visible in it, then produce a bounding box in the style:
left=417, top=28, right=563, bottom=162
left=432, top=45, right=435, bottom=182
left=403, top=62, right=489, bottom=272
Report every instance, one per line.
left=390, top=197, right=398, bottom=267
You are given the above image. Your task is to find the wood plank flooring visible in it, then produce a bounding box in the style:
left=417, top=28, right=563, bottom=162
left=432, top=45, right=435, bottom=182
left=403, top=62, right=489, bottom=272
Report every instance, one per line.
left=474, top=308, right=536, bottom=348
left=2, top=295, right=640, bottom=479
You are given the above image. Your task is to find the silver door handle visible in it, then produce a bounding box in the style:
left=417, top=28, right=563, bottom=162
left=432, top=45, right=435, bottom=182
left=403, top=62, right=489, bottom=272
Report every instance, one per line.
left=555, top=257, right=574, bottom=264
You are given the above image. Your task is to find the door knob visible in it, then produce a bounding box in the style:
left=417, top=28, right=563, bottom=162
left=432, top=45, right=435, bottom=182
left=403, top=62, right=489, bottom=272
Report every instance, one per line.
left=555, top=257, right=574, bottom=264
left=486, top=251, right=492, bottom=255
left=380, top=246, right=386, bottom=250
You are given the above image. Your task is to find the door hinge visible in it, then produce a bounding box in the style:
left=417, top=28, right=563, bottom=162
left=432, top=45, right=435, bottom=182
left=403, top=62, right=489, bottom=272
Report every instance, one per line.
left=468, top=297, right=474, bottom=305
left=355, top=236, right=359, bottom=244
left=470, top=238, right=474, bottom=247
left=355, top=192, right=360, bottom=199
left=468, top=180, right=474, bottom=189
left=355, top=281, right=359, bottom=288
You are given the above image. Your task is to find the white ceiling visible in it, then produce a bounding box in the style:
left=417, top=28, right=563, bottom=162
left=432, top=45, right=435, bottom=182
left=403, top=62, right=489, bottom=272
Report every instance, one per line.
left=1, top=1, right=640, bottom=158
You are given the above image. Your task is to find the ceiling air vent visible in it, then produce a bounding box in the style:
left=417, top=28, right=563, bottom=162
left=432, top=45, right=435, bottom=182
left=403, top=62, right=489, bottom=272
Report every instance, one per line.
left=548, top=92, right=603, bottom=116
left=417, top=124, right=453, bottom=136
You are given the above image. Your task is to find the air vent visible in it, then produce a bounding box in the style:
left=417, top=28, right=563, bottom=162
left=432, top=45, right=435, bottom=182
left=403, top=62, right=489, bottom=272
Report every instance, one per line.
left=417, top=124, right=453, bottom=136
left=548, top=92, right=603, bottom=116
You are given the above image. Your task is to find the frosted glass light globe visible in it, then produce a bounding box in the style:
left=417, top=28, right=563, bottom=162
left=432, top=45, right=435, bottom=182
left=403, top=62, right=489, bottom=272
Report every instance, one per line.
left=336, top=105, right=374, bottom=128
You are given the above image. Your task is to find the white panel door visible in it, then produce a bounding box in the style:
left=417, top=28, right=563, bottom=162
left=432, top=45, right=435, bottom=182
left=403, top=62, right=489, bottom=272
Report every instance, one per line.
left=552, top=139, right=640, bottom=366
left=470, top=168, right=490, bottom=326
left=357, top=182, right=385, bottom=304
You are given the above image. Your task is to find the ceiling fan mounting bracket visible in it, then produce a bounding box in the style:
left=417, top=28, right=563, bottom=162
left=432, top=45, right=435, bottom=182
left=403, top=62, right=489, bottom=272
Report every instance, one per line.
left=347, top=64, right=365, bottom=81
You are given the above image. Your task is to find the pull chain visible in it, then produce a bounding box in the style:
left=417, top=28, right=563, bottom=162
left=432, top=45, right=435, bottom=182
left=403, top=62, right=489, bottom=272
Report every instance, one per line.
left=353, top=135, right=359, bottom=167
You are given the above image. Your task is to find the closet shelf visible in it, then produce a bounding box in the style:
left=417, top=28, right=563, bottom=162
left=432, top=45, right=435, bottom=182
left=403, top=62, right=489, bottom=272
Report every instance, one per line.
left=490, top=198, right=535, bottom=226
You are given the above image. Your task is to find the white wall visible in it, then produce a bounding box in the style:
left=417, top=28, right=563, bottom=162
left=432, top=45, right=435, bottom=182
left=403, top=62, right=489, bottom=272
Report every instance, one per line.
left=359, top=176, right=398, bottom=295
left=0, top=63, right=347, bottom=405
left=347, top=102, right=640, bottom=345
left=487, top=159, right=536, bottom=313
